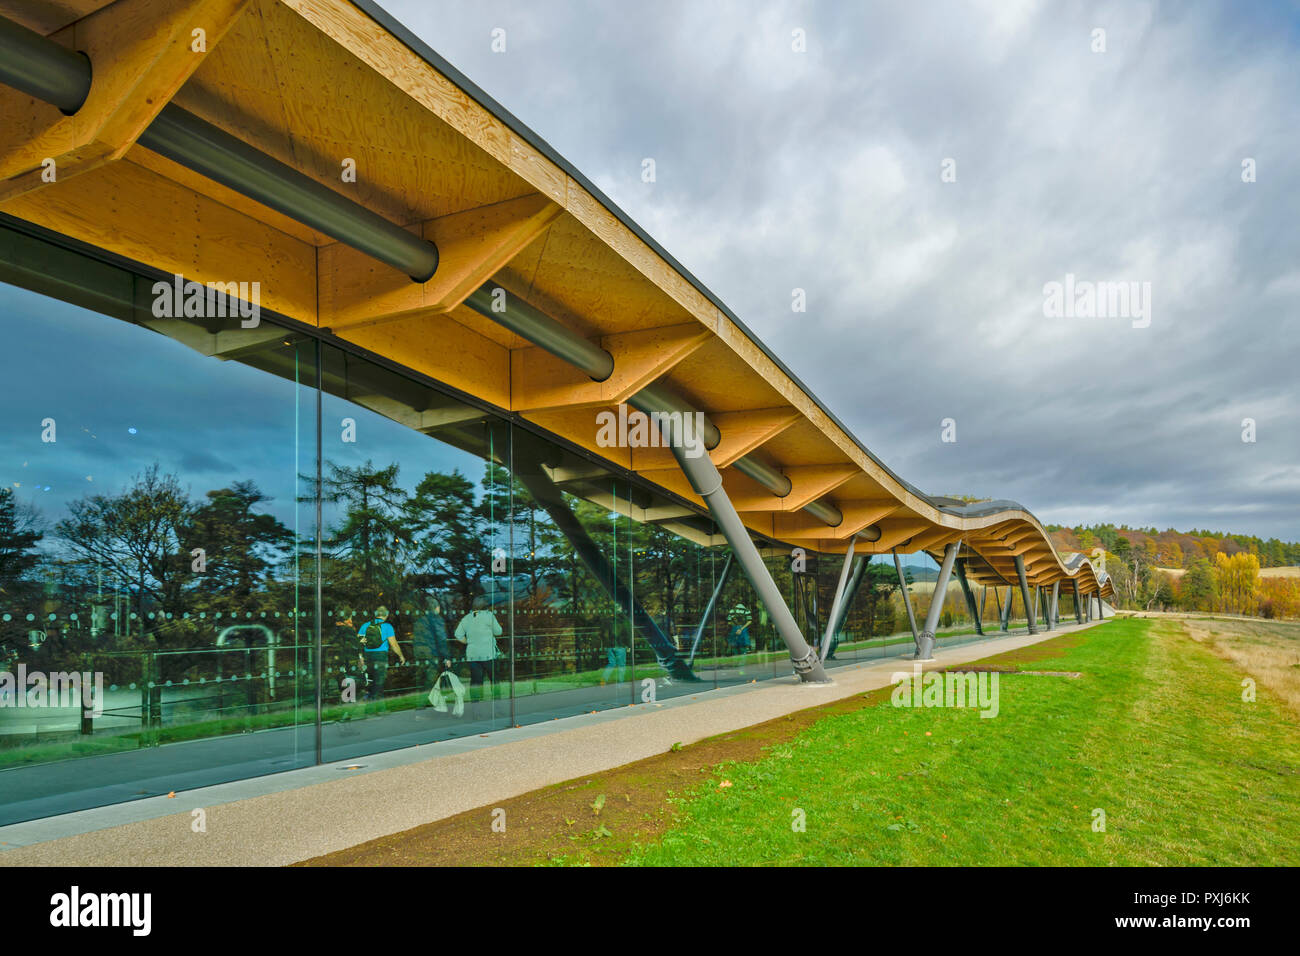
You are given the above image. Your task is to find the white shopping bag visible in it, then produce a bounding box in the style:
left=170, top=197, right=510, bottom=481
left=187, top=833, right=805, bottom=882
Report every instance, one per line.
left=428, top=669, right=466, bottom=717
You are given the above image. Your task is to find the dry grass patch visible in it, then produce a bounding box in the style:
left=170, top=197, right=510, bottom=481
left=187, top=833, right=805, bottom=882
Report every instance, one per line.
left=1176, top=616, right=1300, bottom=717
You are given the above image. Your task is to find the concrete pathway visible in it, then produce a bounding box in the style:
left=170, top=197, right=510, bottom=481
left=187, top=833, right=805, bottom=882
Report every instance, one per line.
left=0, top=621, right=1104, bottom=865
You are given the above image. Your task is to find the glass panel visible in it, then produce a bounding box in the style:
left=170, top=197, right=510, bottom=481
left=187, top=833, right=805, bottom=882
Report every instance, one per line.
left=314, top=342, right=512, bottom=761
left=506, top=425, right=637, bottom=721
left=0, top=277, right=317, bottom=825
left=628, top=496, right=721, bottom=702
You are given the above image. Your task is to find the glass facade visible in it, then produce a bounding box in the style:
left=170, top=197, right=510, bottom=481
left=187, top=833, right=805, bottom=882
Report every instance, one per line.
left=0, top=223, right=998, bottom=826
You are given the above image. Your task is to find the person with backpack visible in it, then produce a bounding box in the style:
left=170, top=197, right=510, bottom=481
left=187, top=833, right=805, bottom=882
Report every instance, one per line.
left=453, top=596, right=503, bottom=703
left=357, top=605, right=406, bottom=706
left=725, top=604, right=753, bottom=655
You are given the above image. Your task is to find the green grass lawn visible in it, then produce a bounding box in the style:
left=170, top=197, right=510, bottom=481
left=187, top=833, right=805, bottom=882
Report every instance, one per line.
left=619, top=617, right=1300, bottom=865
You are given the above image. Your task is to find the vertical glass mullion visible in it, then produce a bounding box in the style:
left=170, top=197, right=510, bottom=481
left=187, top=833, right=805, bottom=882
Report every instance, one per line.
left=313, top=338, right=323, bottom=766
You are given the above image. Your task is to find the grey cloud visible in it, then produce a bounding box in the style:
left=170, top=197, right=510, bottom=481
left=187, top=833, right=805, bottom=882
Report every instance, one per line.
left=387, top=0, right=1300, bottom=539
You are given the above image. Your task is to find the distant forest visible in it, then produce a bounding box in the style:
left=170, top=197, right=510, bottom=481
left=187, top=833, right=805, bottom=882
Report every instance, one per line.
left=1045, top=523, right=1300, bottom=569
left=1044, top=523, right=1300, bottom=618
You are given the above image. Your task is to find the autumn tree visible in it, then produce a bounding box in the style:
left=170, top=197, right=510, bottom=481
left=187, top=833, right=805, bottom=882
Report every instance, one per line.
left=1213, top=551, right=1260, bottom=615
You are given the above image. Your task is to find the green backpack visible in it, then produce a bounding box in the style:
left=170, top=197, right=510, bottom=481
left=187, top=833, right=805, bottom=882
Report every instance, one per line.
left=359, top=620, right=387, bottom=650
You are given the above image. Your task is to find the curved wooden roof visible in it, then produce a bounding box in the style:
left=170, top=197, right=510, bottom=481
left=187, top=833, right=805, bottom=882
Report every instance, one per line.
left=0, top=0, right=1115, bottom=598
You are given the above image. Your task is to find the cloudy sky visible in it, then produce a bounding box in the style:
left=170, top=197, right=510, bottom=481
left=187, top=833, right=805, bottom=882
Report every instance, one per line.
left=380, top=0, right=1300, bottom=541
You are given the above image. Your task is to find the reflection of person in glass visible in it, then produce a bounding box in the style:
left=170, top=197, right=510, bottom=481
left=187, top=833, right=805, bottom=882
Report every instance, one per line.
left=725, top=604, right=752, bottom=655
left=454, top=596, right=503, bottom=702
left=413, top=592, right=452, bottom=704
left=358, top=605, right=406, bottom=705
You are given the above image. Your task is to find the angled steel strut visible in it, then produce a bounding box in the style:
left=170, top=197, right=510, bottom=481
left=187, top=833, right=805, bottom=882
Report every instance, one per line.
left=656, top=412, right=829, bottom=682
left=825, top=554, right=868, bottom=659
left=915, top=541, right=960, bottom=660
left=688, top=553, right=733, bottom=666
left=820, top=536, right=858, bottom=662
left=955, top=558, right=982, bottom=636
left=460, top=284, right=839, bottom=682
left=893, top=549, right=920, bottom=645
left=511, top=437, right=696, bottom=681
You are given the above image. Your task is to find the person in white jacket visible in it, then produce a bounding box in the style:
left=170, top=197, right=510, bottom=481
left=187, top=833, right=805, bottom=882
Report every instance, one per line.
left=454, top=596, right=503, bottom=702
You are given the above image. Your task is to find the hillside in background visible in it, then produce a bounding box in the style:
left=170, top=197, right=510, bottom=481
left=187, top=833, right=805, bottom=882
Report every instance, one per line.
left=1045, top=523, right=1300, bottom=569
left=1041, top=523, right=1300, bottom=619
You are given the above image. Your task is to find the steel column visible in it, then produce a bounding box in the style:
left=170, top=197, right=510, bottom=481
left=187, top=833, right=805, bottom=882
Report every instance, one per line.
left=1000, top=586, right=1013, bottom=631
left=916, top=542, right=960, bottom=660
left=1051, top=581, right=1060, bottom=626
left=826, top=555, right=868, bottom=656
left=1073, top=579, right=1083, bottom=623
left=1014, top=555, right=1038, bottom=635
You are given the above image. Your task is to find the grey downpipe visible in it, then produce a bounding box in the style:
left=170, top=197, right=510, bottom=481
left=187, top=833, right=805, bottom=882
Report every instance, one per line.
left=1014, top=555, right=1038, bottom=635
left=915, top=541, right=959, bottom=660
left=464, top=283, right=615, bottom=382
left=0, top=15, right=439, bottom=281
left=0, top=15, right=91, bottom=113
left=463, top=283, right=844, bottom=527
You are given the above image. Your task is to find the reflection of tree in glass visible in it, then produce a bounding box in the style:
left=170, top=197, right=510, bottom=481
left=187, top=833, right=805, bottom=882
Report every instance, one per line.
left=183, top=481, right=292, bottom=607
left=0, top=487, right=45, bottom=660
left=404, top=468, right=488, bottom=609
left=628, top=522, right=689, bottom=636
left=56, top=464, right=190, bottom=638
left=0, top=486, right=43, bottom=594
left=855, top=563, right=904, bottom=637
left=319, top=459, right=409, bottom=602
